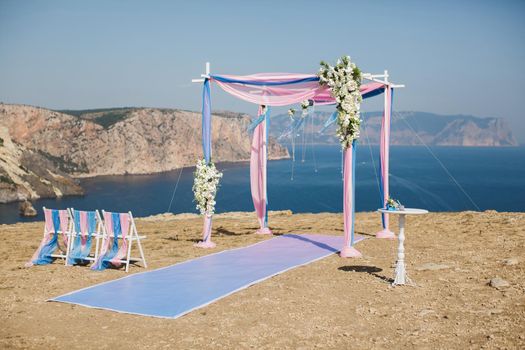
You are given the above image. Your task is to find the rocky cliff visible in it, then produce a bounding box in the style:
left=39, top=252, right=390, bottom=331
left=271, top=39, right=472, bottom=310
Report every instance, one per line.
left=0, top=103, right=289, bottom=202
left=270, top=111, right=518, bottom=147
left=0, top=126, right=83, bottom=203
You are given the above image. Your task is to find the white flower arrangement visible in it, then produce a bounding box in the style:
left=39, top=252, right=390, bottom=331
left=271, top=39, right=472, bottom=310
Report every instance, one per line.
left=318, top=56, right=362, bottom=149
left=288, top=108, right=296, bottom=119
left=386, top=197, right=403, bottom=210
left=192, top=159, right=223, bottom=216
left=300, top=99, right=310, bottom=118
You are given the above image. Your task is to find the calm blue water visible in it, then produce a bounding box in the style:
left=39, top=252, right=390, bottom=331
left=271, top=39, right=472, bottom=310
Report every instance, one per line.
left=1, top=145, right=524, bottom=224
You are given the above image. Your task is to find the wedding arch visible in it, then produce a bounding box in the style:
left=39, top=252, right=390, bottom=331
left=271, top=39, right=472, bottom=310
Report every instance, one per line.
left=191, top=58, right=404, bottom=257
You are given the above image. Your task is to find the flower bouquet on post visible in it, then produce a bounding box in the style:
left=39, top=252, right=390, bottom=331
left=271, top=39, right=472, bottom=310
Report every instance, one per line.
left=192, top=159, right=223, bottom=248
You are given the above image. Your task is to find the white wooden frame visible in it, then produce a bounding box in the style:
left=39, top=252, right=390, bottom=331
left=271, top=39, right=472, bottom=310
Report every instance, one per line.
left=100, top=210, right=148, bottom=273
left=43, top=206, right=73, bottom=262
left=64, top=208, right=104, bottom=266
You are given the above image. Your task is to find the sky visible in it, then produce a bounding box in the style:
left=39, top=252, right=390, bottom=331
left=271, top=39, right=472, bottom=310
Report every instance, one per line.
left=1, top=0, right=524, bottom=141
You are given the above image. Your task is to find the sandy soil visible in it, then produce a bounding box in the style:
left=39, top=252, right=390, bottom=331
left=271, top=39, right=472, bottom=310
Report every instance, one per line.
left=1, top=210, right=524, bottom=349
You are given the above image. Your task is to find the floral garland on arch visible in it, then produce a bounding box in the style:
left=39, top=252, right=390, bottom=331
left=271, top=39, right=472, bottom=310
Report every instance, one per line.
left=193, top=159, right=223, bottom=216
left=318, top=56, right=362, bottom=149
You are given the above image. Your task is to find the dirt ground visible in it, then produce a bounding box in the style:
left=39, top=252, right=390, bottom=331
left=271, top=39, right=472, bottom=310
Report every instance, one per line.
left=0, top=210, right=524, bottom=349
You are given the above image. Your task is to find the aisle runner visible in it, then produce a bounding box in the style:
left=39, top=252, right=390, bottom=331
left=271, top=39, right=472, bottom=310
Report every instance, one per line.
left=51, top=234, right=364, bottom=319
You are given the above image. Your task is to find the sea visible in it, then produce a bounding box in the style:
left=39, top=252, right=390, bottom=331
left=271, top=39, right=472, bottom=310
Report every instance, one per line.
left=1, top=145, right=524, bottom=224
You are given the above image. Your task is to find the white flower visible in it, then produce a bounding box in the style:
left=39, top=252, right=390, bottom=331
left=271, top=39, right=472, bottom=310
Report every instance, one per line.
left=192, top=159, right=223, bottom=215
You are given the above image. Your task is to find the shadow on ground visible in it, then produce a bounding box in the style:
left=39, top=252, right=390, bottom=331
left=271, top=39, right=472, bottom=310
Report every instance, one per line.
left=338, top=265, right=393, bottom=283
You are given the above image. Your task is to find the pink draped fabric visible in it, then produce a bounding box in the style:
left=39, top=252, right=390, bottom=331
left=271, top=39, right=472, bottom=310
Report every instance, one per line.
left=376, top=87, right=394, bottom=238
left=98, top=211, right=114, bottom=257
left=313, top=82, right=386, bottom=105
left=212, top=73, right=384, bottom=106
left=79, top=211, right=88, bottom=245
left=58, top=210, right=69, bottom=252
left=194, top=215, right=215, bottom=248
left=44, top=209, right=53, bottom=232
left=341, top=146, right=362, bottom=257
left=343, top=149, right=353, bottom=246
left=250, top=106, right=269, bottom=232
left=110, top=213, right=130, bottom=267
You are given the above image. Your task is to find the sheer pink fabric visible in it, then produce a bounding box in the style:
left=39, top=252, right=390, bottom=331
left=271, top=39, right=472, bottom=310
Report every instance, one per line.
left=380, top=87, right=391, bottom=230
left=79, top=211, right=88, bottom=245
left=58, top=210, right=69, bottom=252
left=343, top=148, right=354, bottom=248
left=99, top=211, right=113, bottom=257
left=212, top=73, right=385, bottom=106
left=313, top=82, right=386, bottom=105
left=110, top=213, right=130, bottom=266
left=213, top=74, right=322, bottom=106
left=250, top=106, right=267, bottom=230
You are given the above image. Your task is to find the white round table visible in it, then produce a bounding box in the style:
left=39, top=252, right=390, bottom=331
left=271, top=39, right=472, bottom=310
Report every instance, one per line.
left=378, top=208, right=429, bottom=286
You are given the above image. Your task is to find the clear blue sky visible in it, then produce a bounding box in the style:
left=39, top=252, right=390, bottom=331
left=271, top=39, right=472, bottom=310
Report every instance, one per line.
left=1, top=0, right=524, bottom=141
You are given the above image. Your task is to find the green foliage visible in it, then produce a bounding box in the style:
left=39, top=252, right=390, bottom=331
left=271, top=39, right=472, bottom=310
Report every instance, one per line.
left=58, top=108, right=135, bottom=128
left=92, top=111, right=130, bottom=128
left=0, top=174, right=15, bottom=185
left=58, top=107, right=135, bottom=117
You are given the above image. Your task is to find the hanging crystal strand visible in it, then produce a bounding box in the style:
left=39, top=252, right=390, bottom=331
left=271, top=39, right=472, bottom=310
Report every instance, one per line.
left=341, top=147, right=344, bottom=180
left=310, top=105, right=318, bottom=173
left=290, top=112, right=296, bottom=181
left=301, top=117, right=307, bottom=163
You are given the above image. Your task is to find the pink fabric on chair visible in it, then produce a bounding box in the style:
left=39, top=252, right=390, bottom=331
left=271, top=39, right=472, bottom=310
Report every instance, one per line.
left=79, top=211, right=88, bottom=245
left=58, top=210, right=69, bottom=250
left=98, top=211, right=114, bottom=257
left=110, top=213, right=130, bottom=267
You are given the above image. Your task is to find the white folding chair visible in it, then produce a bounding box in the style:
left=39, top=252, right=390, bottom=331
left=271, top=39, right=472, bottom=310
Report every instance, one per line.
left=94, top=210, right=147, bottom=272
left=65, top=208, right=104, bottom=266
left=26, top=207, right=72, bottom=266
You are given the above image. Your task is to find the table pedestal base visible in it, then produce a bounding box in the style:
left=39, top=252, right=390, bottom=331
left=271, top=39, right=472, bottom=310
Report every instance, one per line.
left=392, top=260, right=415, bottom=286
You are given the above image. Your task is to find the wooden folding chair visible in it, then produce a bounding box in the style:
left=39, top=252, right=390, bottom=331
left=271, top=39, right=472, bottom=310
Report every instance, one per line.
left=92, top=210, right=147, bottom=272
left=65, top=208, right=103, bottom=266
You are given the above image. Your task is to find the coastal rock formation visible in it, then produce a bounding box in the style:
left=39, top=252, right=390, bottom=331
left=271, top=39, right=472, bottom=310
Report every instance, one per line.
left=270, top=111, right=518, bottom=147
left=0, top=104, right=289, bottom=202
left=19, top=201, right=37, bottom=217
left=0, top=125, right=83, bottom=203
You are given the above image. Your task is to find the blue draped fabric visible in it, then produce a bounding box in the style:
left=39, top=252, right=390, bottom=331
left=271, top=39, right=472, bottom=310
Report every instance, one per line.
left=247, top=107, right=268, bottom=132
left=362, top=87, right=385, bottom=100
left=91, top=213, right=122, bottom=271
left=67, top=211, right=96, bottom=265
left=202, top=79, right=212, bottom=163
left=33, top=210, right=61, bottom=265
left=210, top=75, right=319, bottom=86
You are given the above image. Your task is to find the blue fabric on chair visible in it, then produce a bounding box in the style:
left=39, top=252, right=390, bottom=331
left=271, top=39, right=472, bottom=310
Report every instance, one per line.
left=67, top=211, right=96, bottom=265
left=33, top=210, right=61, bottom=265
